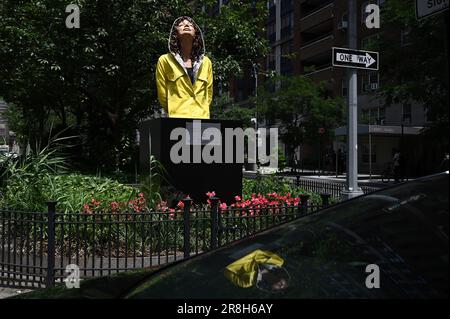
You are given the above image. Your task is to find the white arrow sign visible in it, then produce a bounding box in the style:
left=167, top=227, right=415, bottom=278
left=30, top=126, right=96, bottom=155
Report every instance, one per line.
left=335, top=52, right=376, bottom=68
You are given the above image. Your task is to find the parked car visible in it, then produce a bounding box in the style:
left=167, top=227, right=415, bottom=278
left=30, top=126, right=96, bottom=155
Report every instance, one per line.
left=16, top=172, right=449, bottom=299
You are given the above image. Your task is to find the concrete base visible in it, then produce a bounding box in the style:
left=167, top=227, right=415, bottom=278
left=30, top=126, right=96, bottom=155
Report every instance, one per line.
left=340, top=189, right=365, bottom=200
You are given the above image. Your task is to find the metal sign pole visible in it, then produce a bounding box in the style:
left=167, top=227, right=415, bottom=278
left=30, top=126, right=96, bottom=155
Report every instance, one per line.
left=342, top=0, right=364, bottom=199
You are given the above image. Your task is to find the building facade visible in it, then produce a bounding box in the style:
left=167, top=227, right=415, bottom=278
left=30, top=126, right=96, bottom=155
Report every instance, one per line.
left=220, top=0, right=429, bottom=176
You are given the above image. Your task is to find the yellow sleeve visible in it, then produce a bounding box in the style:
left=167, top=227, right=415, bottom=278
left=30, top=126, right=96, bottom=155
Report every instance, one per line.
left=207, top=58, right=213, bottom=107
left=155, top=56, right=168, bottom=112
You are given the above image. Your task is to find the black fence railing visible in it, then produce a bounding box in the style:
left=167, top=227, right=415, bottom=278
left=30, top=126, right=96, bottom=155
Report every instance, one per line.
left=1, top=196, right=326, bottom=288
left=286, top=176, right=379, bottom=200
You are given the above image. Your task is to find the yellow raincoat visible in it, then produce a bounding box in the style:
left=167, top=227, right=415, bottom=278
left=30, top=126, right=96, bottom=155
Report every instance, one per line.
left=224, top=250, right=284, bottom=288
left=155, top=17, right=213, bottom=119
left=156, top=54, right=213, bottom=119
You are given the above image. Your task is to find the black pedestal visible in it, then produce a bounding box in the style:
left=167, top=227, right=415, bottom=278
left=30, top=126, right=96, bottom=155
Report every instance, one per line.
left=139, top=118, right=243, bottom=204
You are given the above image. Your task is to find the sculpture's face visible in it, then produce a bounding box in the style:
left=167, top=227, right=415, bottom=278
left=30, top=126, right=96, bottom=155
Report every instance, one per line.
left=176, top=19, right=196, bottom=39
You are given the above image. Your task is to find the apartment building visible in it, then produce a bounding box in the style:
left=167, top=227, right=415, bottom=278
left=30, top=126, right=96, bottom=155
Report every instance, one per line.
left=222, top=0, right=429, bottom=176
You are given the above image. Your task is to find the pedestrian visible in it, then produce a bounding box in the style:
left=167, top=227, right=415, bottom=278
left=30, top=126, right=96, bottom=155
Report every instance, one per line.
left=337, top=149, right=345, bottom=175
left=331, top=149, right=336, bottom=176
left=291, top=152, right=299, bottom=174
left=393, top=149, right=402, bottom=183
left=326, top=149, right=334, bottom=174
left=156, top=16, right=213, bottom=119
left=440, top=152, right=449, bottom=171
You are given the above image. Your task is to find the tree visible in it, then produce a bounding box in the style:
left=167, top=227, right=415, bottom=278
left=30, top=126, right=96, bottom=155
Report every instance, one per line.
left=255, top=75, right=344, bottom=154
left=0, top=0, right=269, bottom=173
left=375, top=0, right=448, bottom=145
left=210, top=95, right=256, bottom=128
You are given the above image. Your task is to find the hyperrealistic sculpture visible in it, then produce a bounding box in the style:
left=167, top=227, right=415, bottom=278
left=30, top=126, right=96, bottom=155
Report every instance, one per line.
left=156, top=16, right=213, bottom=119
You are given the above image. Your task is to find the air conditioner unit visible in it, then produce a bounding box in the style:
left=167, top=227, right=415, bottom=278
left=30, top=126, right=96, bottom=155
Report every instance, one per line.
left=337, top=21, right=348, bottom=30
left=370, top=83, right=379, bottom=90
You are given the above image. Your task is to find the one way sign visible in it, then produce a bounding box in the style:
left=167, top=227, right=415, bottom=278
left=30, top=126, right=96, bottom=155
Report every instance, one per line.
left=332, top=47, right=379, bottom=70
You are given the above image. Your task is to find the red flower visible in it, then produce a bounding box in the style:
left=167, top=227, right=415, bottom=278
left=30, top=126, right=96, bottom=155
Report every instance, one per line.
left=168, top=208, right=176, bottom=220
left=156, top=200, right=168, bottom=212
left=83, top=204, right=92, bottom=215
left=219, top=202, right=227, bottom=210
left=177, top=201, right=185, bottom=209
left=110, top=201, right=119, bottom=212
left=206, top=191, right=216, bottom=198
left=234, top=195, right=241, bottom=202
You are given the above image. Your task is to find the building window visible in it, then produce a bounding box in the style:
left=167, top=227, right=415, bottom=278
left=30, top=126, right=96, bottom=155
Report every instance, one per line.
left=267, top=22, right=276, bottom=43
left=402, top=104, right=412, bottom=124
left=338, top=12, right=348, bottom=31
left=360, top=109, right=371, bottom=124
left=281, top=0, right=293, bottom=14
left=281, top=12, right=293, bottom=37
left=361, top=72, right=379, bottom=93
left=401, top=28, right=412, bottom=46
left=342, top=79, right=348, bottom=97
left=280, top=41, right=293, bottom=75
left=267, top=47, right=276, bottom=71
left=362, top=144, right=377, bottom=163
left=269, top=0, right=276, bottom=20
left=361, top=107, right=385, bottom=125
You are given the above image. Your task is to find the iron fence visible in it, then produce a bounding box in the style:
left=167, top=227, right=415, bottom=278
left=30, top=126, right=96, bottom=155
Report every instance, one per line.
left=0, top=195, right=326, bottom=288
left=287, top=176, right=380, bottom=200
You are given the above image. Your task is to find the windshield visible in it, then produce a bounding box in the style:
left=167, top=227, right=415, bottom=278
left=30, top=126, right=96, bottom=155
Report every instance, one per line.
left=125, top=174, right=449, bottom=299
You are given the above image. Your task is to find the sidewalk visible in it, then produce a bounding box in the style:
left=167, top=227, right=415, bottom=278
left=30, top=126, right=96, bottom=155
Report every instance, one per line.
left=0, top=287, right=33, bottom=299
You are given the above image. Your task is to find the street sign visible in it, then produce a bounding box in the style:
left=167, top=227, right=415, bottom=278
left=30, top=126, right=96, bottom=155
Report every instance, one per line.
left=416, top=0, right=449, bottom=20
left=332, top=47, right=379, bottom=71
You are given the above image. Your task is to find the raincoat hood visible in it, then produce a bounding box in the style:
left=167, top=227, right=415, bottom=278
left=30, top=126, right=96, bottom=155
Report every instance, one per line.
left=168, top=16, right=206, bottom=83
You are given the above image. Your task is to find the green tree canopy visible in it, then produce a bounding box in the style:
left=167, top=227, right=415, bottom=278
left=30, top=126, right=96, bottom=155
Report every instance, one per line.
left=255, top=75, right=344, bottom=152
left=0, top=0, right=269, bottom=172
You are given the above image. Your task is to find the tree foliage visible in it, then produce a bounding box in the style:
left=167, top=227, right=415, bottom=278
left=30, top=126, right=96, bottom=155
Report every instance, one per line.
left=255, top=75, right=344, bottom=152
left=0, top=0, right=269, bottom=172
left=210, top=95, right=256, bottom=128
left=376, top=0, right=448, bottom=142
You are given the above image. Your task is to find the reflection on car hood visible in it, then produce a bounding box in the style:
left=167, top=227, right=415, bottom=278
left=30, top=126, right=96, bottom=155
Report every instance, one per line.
left=125, top=173, right=449, bottom=299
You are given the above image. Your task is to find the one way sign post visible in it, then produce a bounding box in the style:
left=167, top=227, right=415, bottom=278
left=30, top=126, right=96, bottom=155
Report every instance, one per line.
left=332, top=47, right=379, bottom=70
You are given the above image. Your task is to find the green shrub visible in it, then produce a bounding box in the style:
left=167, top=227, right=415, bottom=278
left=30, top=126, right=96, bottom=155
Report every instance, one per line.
left=0, top=132, right=150, bottom=212
left=0, top=172, right=139, bottom=213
